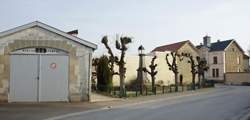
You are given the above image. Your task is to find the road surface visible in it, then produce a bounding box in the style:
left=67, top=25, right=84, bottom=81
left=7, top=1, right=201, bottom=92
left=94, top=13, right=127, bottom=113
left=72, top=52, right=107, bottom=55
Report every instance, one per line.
left=49, top=86, right=250, bottom=120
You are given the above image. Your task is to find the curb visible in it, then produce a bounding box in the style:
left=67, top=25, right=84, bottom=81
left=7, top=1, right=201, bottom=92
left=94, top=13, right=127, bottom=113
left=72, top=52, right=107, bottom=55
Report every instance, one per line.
left=44, top=88, right=219, bottom=120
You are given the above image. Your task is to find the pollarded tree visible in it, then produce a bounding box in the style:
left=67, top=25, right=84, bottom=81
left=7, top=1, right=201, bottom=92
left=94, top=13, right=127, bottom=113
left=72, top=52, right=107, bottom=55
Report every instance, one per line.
left=197, top=57, right=209, bottom=88
left=143, top=56, right=158, bottom=94
left=101, top=36, right=132, bottom=97
left=101, top=36, right=119, bottom=80
left=166, top=52, right=184, bottom=92
left=184, top=53, right=198, bottom=90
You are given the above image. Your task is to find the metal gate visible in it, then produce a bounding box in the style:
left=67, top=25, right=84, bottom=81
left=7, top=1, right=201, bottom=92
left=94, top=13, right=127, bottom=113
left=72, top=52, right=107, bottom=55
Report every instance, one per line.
left=9, top=48, right=69, bottom=102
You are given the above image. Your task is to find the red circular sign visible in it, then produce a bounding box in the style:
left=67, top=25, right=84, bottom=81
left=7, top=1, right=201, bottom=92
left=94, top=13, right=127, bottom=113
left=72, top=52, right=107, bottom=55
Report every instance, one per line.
left=50, top=63, right=57, bottom=69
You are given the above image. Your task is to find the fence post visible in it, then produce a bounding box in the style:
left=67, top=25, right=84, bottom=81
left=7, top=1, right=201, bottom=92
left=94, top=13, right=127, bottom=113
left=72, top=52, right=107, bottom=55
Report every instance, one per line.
left=136, top=86, right=138, bottom=97
left=169, top=86, right=171, bottom=93
left=125, top=88, right=127, bottom=97
left=162, top=86, right=165, bottom=94
left=154, top=87, right=156, bottom=95
left=113, top=88, right=116, bottom=96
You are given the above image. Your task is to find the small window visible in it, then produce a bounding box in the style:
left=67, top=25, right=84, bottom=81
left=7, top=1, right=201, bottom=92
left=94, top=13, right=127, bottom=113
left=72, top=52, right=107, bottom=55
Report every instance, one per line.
left=212, top=69, right=216, bottom=77
left=216, top=69, right=219, bottom=77
left=213, top=56, right=218, bottom=64
left=213, top=68, right=219, bottom=78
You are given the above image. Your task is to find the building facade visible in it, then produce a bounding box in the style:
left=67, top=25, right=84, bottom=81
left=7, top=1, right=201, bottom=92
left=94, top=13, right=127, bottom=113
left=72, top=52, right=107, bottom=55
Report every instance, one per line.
left=152, top=40, right=199, bottom=85
left=0, top=21, right=97, bottom=102
left=197, top=36, right=248, bottom=82
left=112, top=52, right=175, bottom=87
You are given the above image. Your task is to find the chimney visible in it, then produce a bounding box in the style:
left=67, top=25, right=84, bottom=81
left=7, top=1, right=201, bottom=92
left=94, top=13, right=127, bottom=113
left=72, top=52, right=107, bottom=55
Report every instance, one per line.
left=67, top=30, right=78, bottom=36
left=203, top=35, right=211, bottom=47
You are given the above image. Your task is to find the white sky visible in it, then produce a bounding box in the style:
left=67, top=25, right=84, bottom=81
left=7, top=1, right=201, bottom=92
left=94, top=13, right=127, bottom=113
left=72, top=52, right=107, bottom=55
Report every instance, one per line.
left=0, top=0, right=250, bottom=56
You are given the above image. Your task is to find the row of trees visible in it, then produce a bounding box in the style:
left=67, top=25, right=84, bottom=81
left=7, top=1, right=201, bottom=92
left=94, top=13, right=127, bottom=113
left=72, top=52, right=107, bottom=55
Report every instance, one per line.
left=166, top=52, right=209, bottom=92
left=95, top=36, right=209, bottom=97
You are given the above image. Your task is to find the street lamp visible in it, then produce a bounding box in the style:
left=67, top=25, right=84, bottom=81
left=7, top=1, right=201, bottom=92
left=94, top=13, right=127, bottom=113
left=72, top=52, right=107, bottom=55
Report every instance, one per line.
left=138, top=45, right=145, bottom=55
left=137, top=45, right=145, bottom=95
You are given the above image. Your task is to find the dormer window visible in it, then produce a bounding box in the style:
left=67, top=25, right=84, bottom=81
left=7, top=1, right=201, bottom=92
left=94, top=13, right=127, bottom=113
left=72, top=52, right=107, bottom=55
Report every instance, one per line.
left=213, top=56, right=218, bottom=64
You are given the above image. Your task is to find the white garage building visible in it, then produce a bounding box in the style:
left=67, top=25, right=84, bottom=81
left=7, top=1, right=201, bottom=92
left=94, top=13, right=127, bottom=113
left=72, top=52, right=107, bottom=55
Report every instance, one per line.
left=0, top=21, right=97, bottom=102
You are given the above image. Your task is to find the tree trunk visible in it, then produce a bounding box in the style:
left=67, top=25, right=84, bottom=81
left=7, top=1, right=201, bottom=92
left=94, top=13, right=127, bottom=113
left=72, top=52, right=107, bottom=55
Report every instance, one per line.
left=192, top=74, right=196, bottom=90
left=198, top=74, right=201, bottom=89
left=201, top=73, right=205, bottom=88
left=119, top=65, right=125, bottom=97
left=152, top=76, right=156, bottom=94
left=110, top=75, right=114, bottom=93
left=174, top=73, right=178, bottom=92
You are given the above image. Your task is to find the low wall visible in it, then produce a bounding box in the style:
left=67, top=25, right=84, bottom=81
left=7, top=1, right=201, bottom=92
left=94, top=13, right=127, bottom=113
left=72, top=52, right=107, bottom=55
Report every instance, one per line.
left=225, top=72, right=250, bottom=84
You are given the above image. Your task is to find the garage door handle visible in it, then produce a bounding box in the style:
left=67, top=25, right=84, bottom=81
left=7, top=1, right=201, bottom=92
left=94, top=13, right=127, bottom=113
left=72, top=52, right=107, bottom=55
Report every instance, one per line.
left=36, top=76, right=39, bottom=80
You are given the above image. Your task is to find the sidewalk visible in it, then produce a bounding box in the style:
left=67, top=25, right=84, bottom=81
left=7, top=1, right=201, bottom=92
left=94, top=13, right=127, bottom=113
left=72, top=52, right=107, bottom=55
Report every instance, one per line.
left=0, top=87, right=216, bottom=120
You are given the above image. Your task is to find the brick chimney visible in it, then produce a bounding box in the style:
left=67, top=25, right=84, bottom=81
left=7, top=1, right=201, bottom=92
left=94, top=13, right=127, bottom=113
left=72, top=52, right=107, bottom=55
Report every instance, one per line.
left=203, top=35, right=211, bottom=47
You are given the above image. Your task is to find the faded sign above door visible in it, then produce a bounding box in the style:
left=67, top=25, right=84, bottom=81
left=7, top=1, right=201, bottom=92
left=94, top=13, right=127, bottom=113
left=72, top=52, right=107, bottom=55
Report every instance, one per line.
left=11, top=47, right=68, bottom=55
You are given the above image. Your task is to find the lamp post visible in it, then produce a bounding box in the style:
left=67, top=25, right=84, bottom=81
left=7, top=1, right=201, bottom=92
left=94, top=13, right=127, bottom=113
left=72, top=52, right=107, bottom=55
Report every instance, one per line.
left=137, top=45, right=146, bottom=95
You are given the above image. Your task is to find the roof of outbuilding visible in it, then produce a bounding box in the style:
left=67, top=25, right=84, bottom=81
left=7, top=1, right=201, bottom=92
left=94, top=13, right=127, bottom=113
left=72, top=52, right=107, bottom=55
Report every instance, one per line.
left=0, top=21, right=97, bottom=50
left=244, top=54, right=250, bottom=59
left=152, top=40, right=189, bottom=52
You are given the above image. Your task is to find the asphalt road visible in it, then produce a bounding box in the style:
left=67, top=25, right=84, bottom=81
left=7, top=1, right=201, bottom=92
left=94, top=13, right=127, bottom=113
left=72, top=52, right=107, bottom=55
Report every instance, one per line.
left=51, top=86, right=250, bottom=120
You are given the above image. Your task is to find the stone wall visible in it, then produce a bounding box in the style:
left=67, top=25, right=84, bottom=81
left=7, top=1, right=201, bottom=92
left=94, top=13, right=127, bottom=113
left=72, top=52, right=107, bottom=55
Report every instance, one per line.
left=225, top=72, right=250, bottom=84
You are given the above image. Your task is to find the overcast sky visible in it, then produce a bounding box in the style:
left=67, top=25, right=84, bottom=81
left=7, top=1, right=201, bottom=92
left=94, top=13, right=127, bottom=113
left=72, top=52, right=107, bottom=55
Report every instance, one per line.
left=0, top=0, right=250, bottom=56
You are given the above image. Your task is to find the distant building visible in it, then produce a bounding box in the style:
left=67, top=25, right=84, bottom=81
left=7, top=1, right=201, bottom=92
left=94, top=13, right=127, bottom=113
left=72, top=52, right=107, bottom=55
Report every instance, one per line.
left=197, top=35, right=249, bottom=82
left=152, top=40, right=199, bottom=85
left=243, top=54, right=250, bottom=71
left=112, top=40, right=199, bottom=87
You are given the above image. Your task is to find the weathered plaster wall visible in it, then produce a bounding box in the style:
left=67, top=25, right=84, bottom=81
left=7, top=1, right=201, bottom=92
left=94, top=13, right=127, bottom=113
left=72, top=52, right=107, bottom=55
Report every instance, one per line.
left=207, top=51, right=225, bottom=81
left=112, top=51, right=175, bottom=87
left=225, top=42, right=244, bottom=73
left=177, top=43, right=199, bottom=84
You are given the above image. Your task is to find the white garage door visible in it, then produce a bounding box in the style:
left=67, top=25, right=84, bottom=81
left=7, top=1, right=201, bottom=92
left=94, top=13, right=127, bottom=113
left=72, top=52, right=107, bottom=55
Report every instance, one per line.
left=9, top=54, right=69, bottom=102
left=39, top=55, right=68, bottom=102
left=9, top=55, right=39, bottom=102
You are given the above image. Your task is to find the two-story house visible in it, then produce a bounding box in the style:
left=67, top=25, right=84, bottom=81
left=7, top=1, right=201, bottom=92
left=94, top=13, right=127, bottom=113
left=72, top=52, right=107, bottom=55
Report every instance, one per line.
left=197, top=35, right=248, bottom=82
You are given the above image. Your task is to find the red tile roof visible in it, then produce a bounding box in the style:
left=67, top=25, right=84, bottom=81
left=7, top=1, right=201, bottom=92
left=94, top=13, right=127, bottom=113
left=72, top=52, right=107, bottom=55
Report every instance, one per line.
left=152, top=40, right=189, bottom=52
